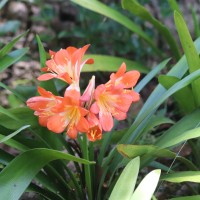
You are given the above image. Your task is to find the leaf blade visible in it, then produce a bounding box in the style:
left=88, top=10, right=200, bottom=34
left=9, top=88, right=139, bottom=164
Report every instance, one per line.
left=109, top=157, right=140, bottom=200
left=0, top=148, right=94, bottom=200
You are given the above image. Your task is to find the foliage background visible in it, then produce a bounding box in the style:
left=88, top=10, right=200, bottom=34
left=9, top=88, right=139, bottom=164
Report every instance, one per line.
left=1, top=0, right=200, bottom=199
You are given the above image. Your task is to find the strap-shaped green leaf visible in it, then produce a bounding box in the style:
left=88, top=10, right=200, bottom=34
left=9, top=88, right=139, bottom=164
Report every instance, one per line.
left=125, top=69, right=200, bottom=143
left=159, top=75, right=195, bottom=113
left=0, top=31, right=28, bottom=58
left=0, top=133, right=29, bottom=151
left=0, top=48, right=29, bottom=73
left=168, top=0, right=181, bottom=13
left=135, top=58, right=170, bottom=92
left=0, top=82, right=26, bottom=102
left=158, top=126, right=200, bottom=149
left=83, top=54, right=148, bottom=73
left=174, top=11, right=200, bottom=107
left=156, top=109, right=200, bottom=148
left=0, top=125, right=30, bottom=144
left=191, top=6, right=200, bottom=38
left=36, top=35, right=58, bottom=94
left=117, top=144, right=197, bottom=171
left=171, top=195, right=200, bottom=200
left=36, top=34, right=46, bottom=68
left=0, top=107, right=37, bottom=130
left=161, top=171, right=200, bottom=183
left=122, top=0, right=180, bottom=60
left=130, top=169, right=161, bottom=200
left=109, top=157, right=140, bottom=200
left=71, top=0, right=162, bottom=56
left=0, top=148, right=94, bottom=200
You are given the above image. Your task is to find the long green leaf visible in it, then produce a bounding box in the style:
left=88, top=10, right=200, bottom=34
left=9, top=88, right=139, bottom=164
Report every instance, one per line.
left=71, top=0, right=161, bottom=56
left=0, top=148, right=94, bottom=200
left=161, top=171, right=200, bottom=183
left=100, top=39, right=200, bottom=190
left=0, top=125, right=30, bottom=144
left=132, top=38, right=200, bottom=135
left=36, top=35, right=58, bottom=94
left=109, top=157, right=139, bottom=200
left=0, top=48, right=29, bottom=73
left=174, top=11, right=200, bottom=106
left=126, top=69, right=200, bottom=143
left=0, top=134, right=29, bottom=151
left=83, top=54, right=148, bottom=73
left=171, top=196, right=200, bottom=200
left=159, top=75, right=195, bottom=113
left=104, top=65, right=200, bottom=179
left=131, top=169, right=161, bottom=200
left=27, top=183, right=64, bottom=200
left=0, top=105, right=20, bottom=121
left=0, top=149, right=14, bottom=165
left=158, top=126, right=200, bottom=149
left=117, top=144, right=197, bottom=171
left=156, top=109, right=200, bottom=148
left=36, top=34, right=46, bottom=68
left=168, top=0, right=181, bottom=13
left=0, top=31, right=28, bottom=58
left=0, top=107, right=38, bottom=130
left=0, top=82, right=26, bottom=102
left=135, top=58, right=170, bottom=92
left=191, top=6, right=200, bottom=38
left=122, top=0, right=180, bottom=60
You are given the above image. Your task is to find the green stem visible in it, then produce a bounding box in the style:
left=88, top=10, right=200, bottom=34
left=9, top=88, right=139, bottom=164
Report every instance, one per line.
left=80, top=134, right=93, bottom=200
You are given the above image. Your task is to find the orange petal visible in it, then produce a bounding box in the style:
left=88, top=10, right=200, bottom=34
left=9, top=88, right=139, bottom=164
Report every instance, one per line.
left=99, top=112, right=113, bottom=131
left=64, top=90, right=80, bottom=105
left=77, top=117, right=89, bottom=133
left=37, top=87, right=53, bottom=98
left=46, top=59, right=59, bottom=73
left=41, top=67, right=48, bottom=72
left=26, top=97, right=49, bottom=110
left=54, top=49, right=68, bottom=66
left=81, top=76, right=95, bottom=102
left=125, top=90, right=140, bottom=102
left=66, top=46, right=77, bottom=55
left=38, top=116, right=48, bottom=127
left=87, top=125, right=102, bottom=142
left=113, top=62, right=126, bottom=78
left=59, top=73, right=73, bottom=84
left=49, top=50, right=56, bottom=58
left=113, top=109, right=127, bottom=120
left=85, top=58, right=94, bottom=64
left=121, top=70, right=140, bottom=88
left=37, top=73, right=57, bottom=81
left=94, top=84, right=106, bottom=99
left=67, top=126, right=78, bottom=139
left=79, top=107, right=89, bottom=116
left=47, top=114, right=66, bottom=133
left=90, top=102, right=100, bottom=114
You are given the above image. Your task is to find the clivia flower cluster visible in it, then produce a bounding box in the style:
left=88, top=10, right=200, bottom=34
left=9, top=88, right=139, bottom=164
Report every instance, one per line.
left=26, top=45, right=140, bottom=142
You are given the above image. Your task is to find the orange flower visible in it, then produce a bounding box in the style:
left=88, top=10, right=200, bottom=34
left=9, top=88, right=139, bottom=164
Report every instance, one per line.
left=38, top=44, right=94, bottom=91
left=86, top=112, right=102, bottom=142
left=106, top=62, right=140, bottom=89
left=47, top=90, right=89, bottom=139
left=90, top=84, right=134, bottom=131
left=26, top=87, right=62, bottom=126
left=90, top=64, right=140, bottom=132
